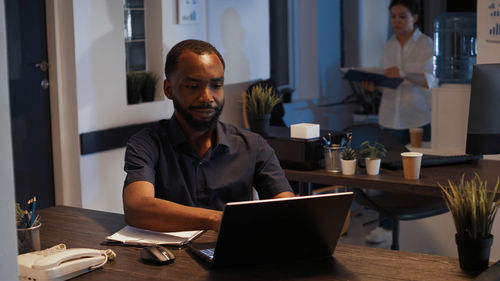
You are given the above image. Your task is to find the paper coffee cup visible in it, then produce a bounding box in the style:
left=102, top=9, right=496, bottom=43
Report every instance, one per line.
left=401, top=152, right=423, bottom=179
left=409, top=128, right=423, bottom=148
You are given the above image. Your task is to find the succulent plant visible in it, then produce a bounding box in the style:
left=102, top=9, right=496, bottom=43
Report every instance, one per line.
left=341, top=147, right=357, bottom=160
left=359, top=140, right=387, bottom=159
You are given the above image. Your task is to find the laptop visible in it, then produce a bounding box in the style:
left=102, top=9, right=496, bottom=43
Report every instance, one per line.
left=187, top=192, right=353, bottom=269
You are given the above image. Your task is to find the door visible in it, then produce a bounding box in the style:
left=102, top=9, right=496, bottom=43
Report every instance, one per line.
left=6, top=0, right=55, bottom=209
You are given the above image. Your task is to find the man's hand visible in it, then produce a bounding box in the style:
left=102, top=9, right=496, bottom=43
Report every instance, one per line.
left=123, top=181, right=223, bottom=232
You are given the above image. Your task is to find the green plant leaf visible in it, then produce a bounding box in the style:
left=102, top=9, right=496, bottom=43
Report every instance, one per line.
left=439, top=173, right=500, bottom=240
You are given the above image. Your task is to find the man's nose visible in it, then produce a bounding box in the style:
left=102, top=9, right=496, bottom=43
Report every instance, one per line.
left=199, top=86, right=214, bottom=103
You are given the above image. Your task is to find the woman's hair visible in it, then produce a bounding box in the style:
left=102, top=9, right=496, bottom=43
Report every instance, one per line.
left=389, top=0, right=420, bottom=15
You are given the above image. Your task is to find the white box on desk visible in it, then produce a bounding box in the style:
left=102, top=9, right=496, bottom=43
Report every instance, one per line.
left=290, top=123, right=320, bottom=139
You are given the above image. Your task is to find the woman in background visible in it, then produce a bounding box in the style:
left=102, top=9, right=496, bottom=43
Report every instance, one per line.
left=364, top=0, right=438, bottom=244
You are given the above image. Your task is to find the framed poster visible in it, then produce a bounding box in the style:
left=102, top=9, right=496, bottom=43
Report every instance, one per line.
left=178, top=0, right=201, bottom=24
left=486, top=0, right=500, bottom=42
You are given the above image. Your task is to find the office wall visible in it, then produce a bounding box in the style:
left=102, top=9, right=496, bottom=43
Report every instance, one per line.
left=358, top=0, right=391, bottom=67
left=70, top=0, right=270, bottom=213
left=0, top=0, right=21, bottom=277
left=283, top=0, right=352, bottom=131
left=400, top=0, right=500, bottom=259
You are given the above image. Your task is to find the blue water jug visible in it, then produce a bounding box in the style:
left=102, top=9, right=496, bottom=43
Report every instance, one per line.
left=433, top=13, right=477, bottom=84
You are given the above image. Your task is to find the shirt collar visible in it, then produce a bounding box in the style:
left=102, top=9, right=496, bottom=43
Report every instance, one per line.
left=410, top=28, right=422, bottom=42
left=166, top=115, right=230, bottom=149
left=389, top=28, right=422, bottom=44
left=166, top=115, right=187, bottom=147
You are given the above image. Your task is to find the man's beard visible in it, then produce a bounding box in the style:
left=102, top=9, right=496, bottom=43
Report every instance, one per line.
left=173, top=98, right=224, bottom=131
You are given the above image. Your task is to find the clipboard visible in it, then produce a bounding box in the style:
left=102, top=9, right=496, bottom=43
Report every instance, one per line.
left=343, top=69, right=403, bottom=89
left=105, top=225, right=204, bottom=246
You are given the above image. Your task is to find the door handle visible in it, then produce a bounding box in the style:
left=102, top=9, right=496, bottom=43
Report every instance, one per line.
left=41, top=79, right=49, bottom=89
left=35, top=61, right=49, bottom=72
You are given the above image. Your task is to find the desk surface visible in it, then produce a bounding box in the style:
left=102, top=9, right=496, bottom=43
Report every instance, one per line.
left=38, top=206, right=476, bottom=280
left=285, top=159, right=500, bottom=197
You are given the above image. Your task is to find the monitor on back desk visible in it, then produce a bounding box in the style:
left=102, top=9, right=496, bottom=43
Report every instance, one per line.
left=381, top=151, right=482, bottom=170
left=466, top=63, right=500, bottom=155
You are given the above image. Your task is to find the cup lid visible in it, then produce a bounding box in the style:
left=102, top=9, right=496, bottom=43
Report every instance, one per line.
left=401, top=152, right=423, bottom=157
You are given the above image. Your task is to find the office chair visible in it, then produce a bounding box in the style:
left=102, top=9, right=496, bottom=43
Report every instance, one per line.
left=344, top=123, right=449, bottom=250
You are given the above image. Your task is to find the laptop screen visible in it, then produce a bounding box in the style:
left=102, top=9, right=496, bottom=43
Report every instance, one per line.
left=189, top=192, right=353, bottom=268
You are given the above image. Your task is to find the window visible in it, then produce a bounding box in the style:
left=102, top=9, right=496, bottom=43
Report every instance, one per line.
left=124, top=0, right=146, bottom=72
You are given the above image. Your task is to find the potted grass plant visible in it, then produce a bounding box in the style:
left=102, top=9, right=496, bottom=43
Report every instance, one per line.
left=126, top=71, right=159, bottom=104
left=340, top=147, right=357, bottom=175
left=126, top=72, right=144, bottom=104
left=141, top=72, right=159, bottom=102
left=243, top=84, right=281, bottom=135
left=359, top=140, right=386, bottom=175
left=439, top=173, right=500, bottom=272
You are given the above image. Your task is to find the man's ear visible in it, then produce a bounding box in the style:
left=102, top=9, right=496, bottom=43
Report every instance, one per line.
left=164, top=79, right=173, bottom=99
left=413, top=14, right=419, bottom=25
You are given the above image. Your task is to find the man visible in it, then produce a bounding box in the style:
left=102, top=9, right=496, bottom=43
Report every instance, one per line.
left=123, top=39, right=294, bottom=233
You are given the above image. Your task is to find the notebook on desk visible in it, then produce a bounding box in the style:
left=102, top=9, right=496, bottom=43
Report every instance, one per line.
left=187, top=192, right=353, bottom=269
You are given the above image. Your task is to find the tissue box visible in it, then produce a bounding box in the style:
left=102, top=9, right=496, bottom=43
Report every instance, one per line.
left=290, top=123, right=320, bottom=139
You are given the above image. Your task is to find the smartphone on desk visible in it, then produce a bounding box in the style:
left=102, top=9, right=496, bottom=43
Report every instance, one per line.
left=18, top=244, right=107, bottom=281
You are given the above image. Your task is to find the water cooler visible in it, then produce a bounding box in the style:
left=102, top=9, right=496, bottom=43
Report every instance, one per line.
left=427, top=13, right=477, bottom=155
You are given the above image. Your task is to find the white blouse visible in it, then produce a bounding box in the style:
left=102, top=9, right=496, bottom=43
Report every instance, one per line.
left=379, top=28, right=438, bottom=129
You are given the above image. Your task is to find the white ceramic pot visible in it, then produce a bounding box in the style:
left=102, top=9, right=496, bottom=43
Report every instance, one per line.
left=341, top=159, right=357, bottom=175
left=365, top=158, right=381, bottom=175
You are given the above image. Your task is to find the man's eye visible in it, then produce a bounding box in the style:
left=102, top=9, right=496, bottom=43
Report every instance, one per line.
left=186, top=84, right=199, bottom=89
left=211, top=83, right=223, bottom=90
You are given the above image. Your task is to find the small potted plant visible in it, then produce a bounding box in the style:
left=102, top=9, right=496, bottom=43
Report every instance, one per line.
left=359, top=140, right=386, bottom=175
left=141, top=72, right=159, bottom=102
left=243, top=84, right=281, bottom=135
left=340, top=147, right=357, bottom=175
left=439, top=173, right=500, bottom=271
left=127, top=72, right=141, bottom=104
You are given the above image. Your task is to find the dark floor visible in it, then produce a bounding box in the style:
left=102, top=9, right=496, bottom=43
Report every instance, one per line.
left=339, top=202, right=392, bottom=250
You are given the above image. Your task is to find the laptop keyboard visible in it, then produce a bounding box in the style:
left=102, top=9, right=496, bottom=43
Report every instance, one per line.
left=200, top=248, right=215, bottom=260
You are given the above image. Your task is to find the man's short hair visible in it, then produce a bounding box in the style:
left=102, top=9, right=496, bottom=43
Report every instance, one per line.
left=389, top=0, right=420, bottom=15
left=164, top=39, right=225, bottom=80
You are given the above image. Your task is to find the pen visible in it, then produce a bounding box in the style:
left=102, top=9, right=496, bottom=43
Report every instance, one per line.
left=33, top=214, right=41, bottom=227
left=344, top=133, right=352, bottom=147
left=29, top=196, right=37, bottom=227
left=322, top=136, right=331, bottom=146
left=20, top=210, right=29, bottom=229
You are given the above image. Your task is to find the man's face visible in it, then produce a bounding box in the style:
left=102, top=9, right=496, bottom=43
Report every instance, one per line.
left=164, top=51, right=225, bottom=131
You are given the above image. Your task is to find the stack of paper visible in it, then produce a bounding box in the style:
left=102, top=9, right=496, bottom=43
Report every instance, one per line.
left=106, top=226, right=204, bottom=246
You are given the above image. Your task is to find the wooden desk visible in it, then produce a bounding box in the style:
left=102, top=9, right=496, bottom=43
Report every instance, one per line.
left=38, top=206, right=476, bottom=280
left=285, top=159, right=500, bottom=196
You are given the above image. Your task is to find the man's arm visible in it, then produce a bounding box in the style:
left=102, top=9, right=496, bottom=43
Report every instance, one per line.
left=273, top=191, right=295, bottom=198
left=123, top=181, right=222, bottom=232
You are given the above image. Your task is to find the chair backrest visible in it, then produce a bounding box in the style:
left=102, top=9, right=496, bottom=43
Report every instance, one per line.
left=343, top=123, right=407, bottom=152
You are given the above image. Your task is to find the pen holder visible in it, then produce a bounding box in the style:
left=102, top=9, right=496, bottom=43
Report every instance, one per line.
left=324, top=145, right=344, bottom=173
left=17, top=222, right=41, bottom=254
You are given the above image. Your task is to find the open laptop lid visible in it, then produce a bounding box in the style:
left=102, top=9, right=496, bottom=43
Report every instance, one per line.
left=200, top=192, right=353, bottom=268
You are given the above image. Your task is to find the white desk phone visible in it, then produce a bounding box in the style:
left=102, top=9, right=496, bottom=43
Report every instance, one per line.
left=18, top=244, right=116, bottom=281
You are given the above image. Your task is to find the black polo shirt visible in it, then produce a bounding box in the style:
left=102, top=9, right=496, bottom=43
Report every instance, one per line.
left=123, top=116, right=292, bottom=210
